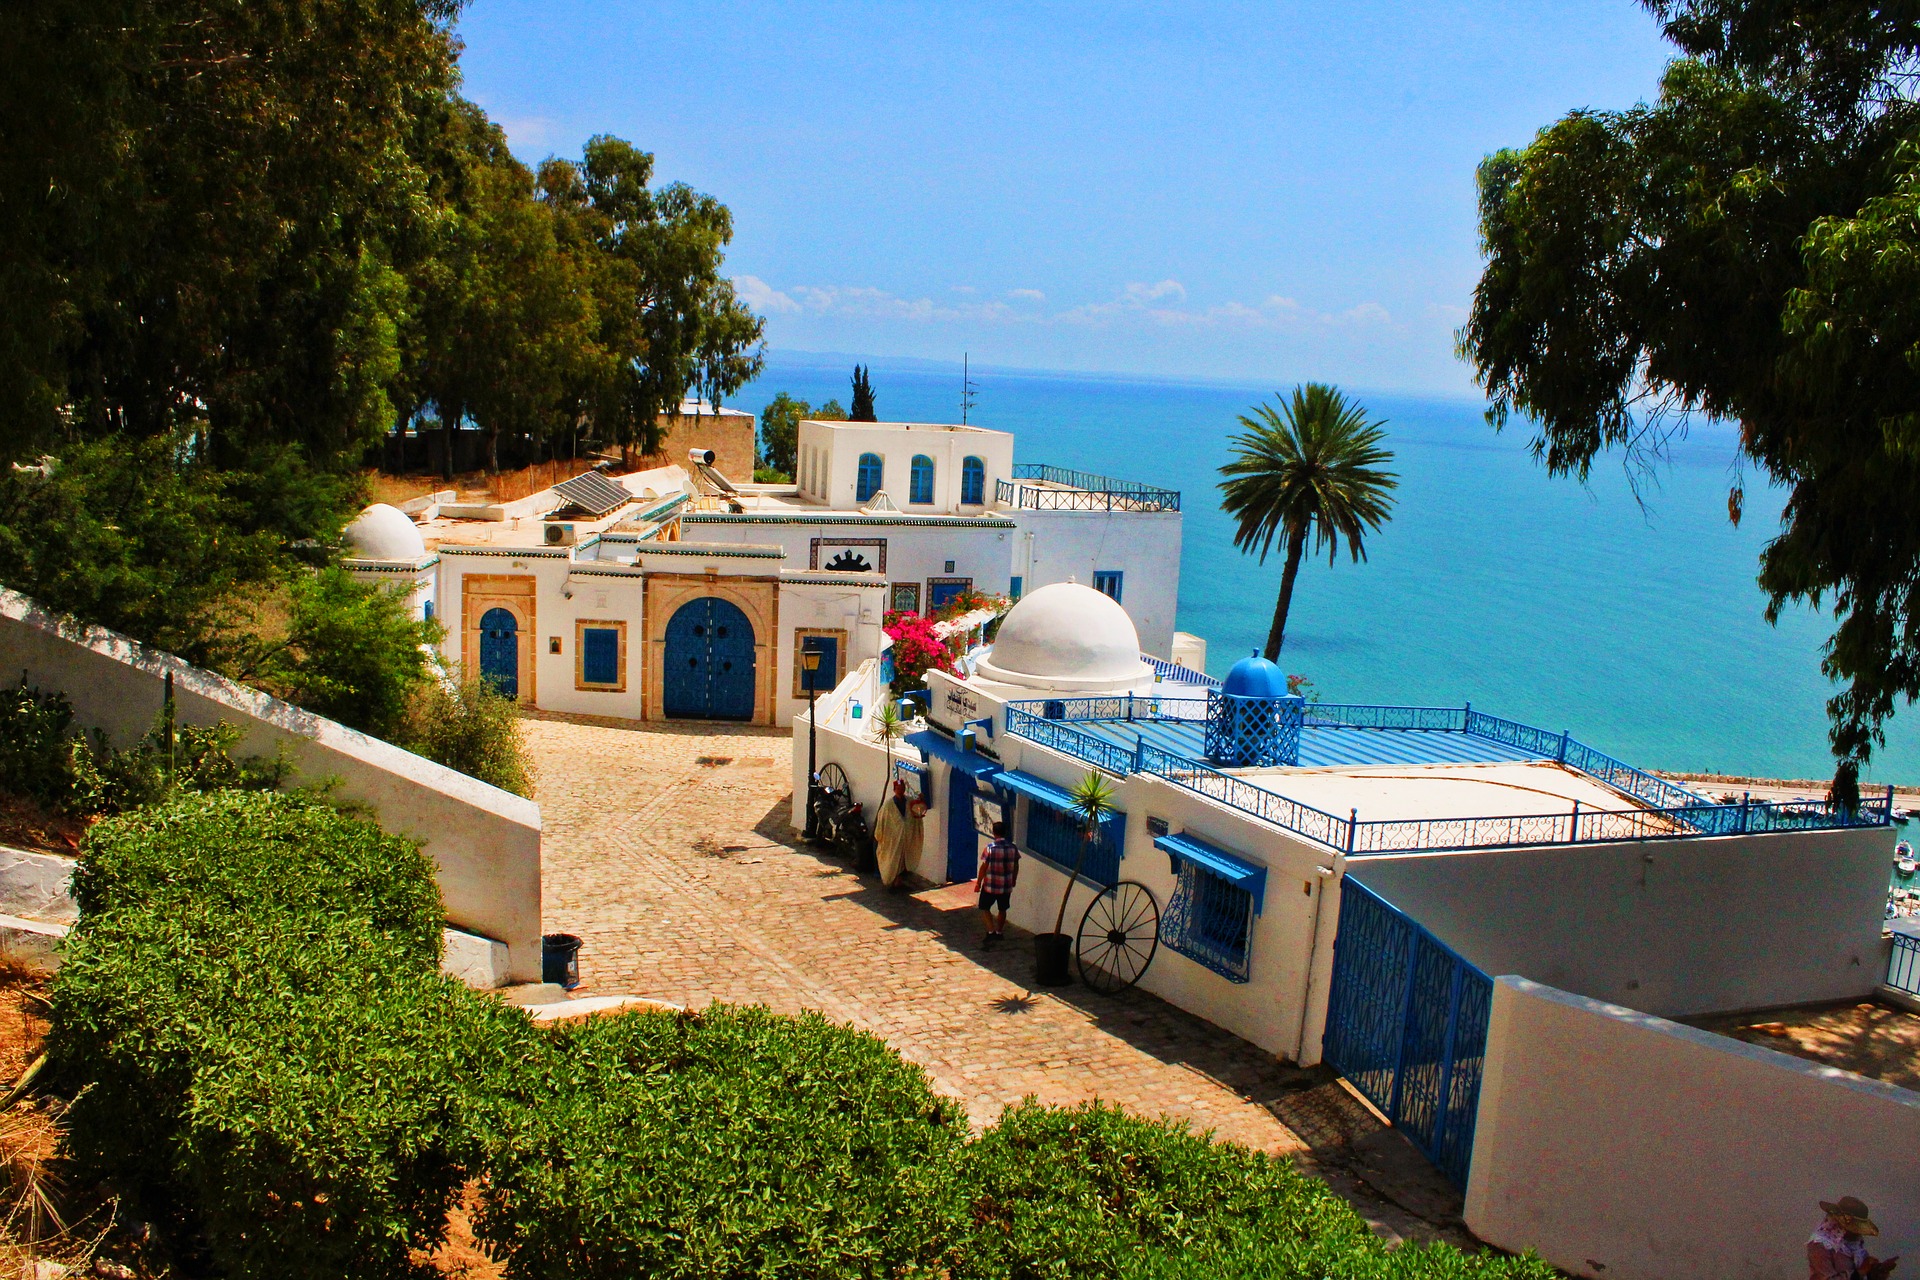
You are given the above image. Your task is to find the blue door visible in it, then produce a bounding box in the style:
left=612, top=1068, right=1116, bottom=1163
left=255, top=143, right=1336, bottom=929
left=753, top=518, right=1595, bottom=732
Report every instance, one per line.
left=947, top=770, right=979, bottom=882
left=479, top=607, right=519, bottom=700
left=663, top=597, right=756, bottom=720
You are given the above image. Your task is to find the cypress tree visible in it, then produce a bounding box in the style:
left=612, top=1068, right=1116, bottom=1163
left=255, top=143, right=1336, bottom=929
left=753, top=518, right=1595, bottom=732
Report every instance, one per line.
left=849, top=366, right=877, bottom=421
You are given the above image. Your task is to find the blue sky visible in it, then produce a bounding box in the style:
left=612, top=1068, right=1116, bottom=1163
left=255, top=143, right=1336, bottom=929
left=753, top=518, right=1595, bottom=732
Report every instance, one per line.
left=455, top=1, right=1675, bottom=393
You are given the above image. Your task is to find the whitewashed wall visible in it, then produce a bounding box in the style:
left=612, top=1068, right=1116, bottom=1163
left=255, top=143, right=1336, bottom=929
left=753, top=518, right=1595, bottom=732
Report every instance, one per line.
left=1010, top=509, right=1184, bottom=658
left=0, top=590, right=545, bottom=982
left=790, top=661, right=920, bottom=847
left=1353, top=824, right=1894, bottom=1016
left=797, top=420, right=1015, bottom=512
left=1468, top=976, right=1920, bottom=1279
left=685, top=513, right=1016, bottom=613
left=774, top=575, right=889, bottom=728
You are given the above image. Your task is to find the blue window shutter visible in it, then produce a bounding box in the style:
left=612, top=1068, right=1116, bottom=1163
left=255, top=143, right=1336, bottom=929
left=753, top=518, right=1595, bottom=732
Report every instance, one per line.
left=1009, top=576, right=1023, bottom=600
left=910, top=455, right=935, bottom=504
left=583, top=627, right=620, bottom=685
left=1094, top=571, right=1123, bottom=603
left=423, top=598, right=434, bottom=622
left=961, top=456, right=985, bottom=504
left=801, top=635, right=840, bottom=692
left=857, top=453, right=884, bottom=502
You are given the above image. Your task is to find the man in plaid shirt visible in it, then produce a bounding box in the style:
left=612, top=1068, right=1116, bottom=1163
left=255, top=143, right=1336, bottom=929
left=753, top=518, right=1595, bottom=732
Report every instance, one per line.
left=975, top=821, right=1019, bottom=949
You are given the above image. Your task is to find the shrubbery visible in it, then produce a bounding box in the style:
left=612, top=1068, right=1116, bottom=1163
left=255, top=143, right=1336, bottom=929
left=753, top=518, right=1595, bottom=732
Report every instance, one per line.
left=47, top=791, right=1552, bottom=1280
left=401, top=675, right=534, bottom=797
left=475, top=1005, right=968, bottom=1278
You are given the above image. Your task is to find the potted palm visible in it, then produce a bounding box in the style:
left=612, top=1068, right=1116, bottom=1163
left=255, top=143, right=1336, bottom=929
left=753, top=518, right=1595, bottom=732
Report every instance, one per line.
left=1034, top=769, right=1117, bottom=987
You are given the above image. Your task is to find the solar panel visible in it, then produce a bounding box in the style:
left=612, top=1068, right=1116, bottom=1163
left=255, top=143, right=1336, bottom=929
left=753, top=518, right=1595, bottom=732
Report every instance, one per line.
left=552, top=471, right=631, bottom=517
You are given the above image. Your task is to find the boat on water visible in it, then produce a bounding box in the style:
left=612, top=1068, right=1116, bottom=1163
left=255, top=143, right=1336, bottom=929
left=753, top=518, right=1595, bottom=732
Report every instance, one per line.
left=1898, top=841, right=1917, bottom=877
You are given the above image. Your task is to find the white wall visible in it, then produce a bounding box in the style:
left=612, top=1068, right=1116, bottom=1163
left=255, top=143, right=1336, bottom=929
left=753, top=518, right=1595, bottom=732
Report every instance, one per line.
left=1010, top=509, right=1184, bottom=657
left=1468, top=976, right=1920, bottom=1280
left=685, top=513, right=1016, bottom=613
left=0, top=590, right=545, bottom=983
left=774, top=576, right=889, bottom=728
left=791, top=661, right=921, bottom=851
left=1352, top=825, right=1893, bottom=1016
left=798, top=420, right=1014, bottom=512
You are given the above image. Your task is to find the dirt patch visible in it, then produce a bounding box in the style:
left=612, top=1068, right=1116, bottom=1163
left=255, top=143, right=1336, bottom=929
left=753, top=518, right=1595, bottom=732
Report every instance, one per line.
left=0, top=796, right=87, bottom=859
left=1691, top=1000, right=1920, bottom=1091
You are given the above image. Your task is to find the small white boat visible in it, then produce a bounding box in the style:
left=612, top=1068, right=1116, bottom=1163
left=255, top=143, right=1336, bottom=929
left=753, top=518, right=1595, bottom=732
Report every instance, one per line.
left=1898, top=842, right=1917, bottom=876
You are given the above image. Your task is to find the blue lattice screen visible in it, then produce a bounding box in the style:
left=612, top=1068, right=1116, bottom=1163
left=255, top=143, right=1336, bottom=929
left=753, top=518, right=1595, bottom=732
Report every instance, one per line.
left=1161, top=861, right=1254, bottom=981
left=1203, top=691, right=1305, bottom=767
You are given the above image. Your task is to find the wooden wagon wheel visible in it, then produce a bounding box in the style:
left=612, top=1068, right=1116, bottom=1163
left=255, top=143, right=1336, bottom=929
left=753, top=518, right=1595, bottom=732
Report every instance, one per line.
left=1075, top=880, right=1160, bottom=994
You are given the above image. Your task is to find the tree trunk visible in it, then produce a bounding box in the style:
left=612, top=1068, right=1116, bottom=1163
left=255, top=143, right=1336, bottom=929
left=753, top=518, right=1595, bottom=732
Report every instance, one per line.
left=1264, top=524, right=1310, bottom=661
left=1052, top=828, right=1094, bottom=936
left=486, top=423, right=500, bottom=474
left=440, top=415, right=456, bottom=482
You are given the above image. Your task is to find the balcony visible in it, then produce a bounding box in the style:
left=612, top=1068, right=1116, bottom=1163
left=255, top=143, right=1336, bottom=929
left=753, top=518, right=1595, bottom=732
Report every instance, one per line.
left=996, top=464, right=1181, bottom=513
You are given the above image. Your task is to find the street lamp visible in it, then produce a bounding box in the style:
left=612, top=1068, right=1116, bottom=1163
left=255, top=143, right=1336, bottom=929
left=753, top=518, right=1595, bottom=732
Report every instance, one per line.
left=801, top=647, right=823, bottom=839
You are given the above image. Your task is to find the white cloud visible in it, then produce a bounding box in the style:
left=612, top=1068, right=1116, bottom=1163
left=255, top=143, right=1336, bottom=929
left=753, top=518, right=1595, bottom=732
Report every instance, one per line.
left=733, top=275, right=802, bottom=314
left=1007, top=288, right=1047, bottom=302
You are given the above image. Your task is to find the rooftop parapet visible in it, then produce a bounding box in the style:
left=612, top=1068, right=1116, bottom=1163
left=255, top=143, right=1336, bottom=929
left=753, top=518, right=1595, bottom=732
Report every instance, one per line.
left=996, top=463, right=1181, bottom=513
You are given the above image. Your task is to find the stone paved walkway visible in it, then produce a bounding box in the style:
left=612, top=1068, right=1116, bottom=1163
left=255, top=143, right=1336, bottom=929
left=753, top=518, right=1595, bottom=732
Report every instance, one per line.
left=526, top=713, right=1471, bottom=1247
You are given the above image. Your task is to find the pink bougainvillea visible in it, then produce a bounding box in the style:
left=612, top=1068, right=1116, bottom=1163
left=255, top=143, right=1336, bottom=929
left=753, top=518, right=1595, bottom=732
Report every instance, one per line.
left=884, top=610, right=956, bottom=695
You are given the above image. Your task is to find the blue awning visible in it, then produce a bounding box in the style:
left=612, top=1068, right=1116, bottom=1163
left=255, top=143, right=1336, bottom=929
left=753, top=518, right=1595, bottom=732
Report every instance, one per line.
left=1154, top=831, right=1268, bottom=914
left=905, top=729, right=1003, bottom=780
left=991, top=768, right=1081, bottom=811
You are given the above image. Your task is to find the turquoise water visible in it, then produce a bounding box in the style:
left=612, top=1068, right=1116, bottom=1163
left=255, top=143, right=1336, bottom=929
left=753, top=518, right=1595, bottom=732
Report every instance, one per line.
left=737, top=352, right=1920, bottom=784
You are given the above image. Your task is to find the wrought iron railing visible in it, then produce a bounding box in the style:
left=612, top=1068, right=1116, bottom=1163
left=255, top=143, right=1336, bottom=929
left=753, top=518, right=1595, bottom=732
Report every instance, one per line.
left=995, top=464, right=1181, bottom=513
left=1889, top=932, right=1920, bottom=997
left=1161, top=860, right=1255, bottom=982
left=1003, top=698, right=1896, bottom=854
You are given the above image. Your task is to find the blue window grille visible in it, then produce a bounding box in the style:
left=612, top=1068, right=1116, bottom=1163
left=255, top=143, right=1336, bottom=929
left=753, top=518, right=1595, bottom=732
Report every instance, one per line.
left=961, top=455, right=985, bottom=504
left=857, top=452, right=884, bottom=502
left=1891, top=932, right=1920, bottom=997
left=800, top=633, right=840, bottom=693
left=581, top=626, right=621, bottom=685
left=910, top=454, right=935, bottom=504
left=1009, top=576, right=1023, bottom=601
left=1161, top=861, right=1255, bottom=981
left=1022, top=802, right=1126, bottom=889
left=1093, top=570, right=1123, bottom=603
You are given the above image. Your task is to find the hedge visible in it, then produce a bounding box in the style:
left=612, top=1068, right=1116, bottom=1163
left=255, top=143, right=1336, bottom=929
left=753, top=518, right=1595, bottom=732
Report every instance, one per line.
left=473, top=1005, right=969, bottom=1279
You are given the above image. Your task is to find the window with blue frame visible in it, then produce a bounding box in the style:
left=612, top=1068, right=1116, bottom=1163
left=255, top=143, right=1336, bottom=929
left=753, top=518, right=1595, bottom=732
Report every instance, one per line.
left=423, top=598, right=434, bottom=622
left=1093, top=570, right=1123, bottom=603
left=577, top=622, right=626, bottom=691
left=794, top=630, right=844, bottom=698
left=960, top=455, right=985, bottom=505
left=1009, top=576, right=1023, bottom=601
left=857, top=452, right=884, bottom=502
left=1021, top=802, right=1126, bottom=888
left=909, top=454, right=935, bottom=504
left=926, top=577, right=972, bottom=613
left=1162, top=861, right=1254, bottom=981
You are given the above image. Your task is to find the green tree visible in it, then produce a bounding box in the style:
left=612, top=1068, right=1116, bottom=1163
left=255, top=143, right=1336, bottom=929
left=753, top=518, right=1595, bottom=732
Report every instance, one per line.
left=850, top=366, right=878, bottom=421
left=540, top=138, right=766, bottom=466
left=1459, top=0, right=1920, bottom=776
left=758, top=393, right=809, bottom=476
left=1218, top=386, right=1398, bottom=660
left=249, top=567, right=441, bottom=742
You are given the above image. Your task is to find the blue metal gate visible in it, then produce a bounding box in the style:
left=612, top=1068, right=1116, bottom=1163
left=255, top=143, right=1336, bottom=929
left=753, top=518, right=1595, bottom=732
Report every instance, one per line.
left=479, top=607, right=520, bottom=700
left=947, top=770, right=979, bottom=882
left=663, top=598, right=756, bottom=720
left=1322, top=876, right=1492, bottom=1188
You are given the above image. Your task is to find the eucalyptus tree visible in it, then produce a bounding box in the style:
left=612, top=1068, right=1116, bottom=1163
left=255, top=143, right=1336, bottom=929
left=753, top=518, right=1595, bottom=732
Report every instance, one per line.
left=1461, top=0, right=1920, bottom=780
left=1218, top=385, right=1398, bottom=661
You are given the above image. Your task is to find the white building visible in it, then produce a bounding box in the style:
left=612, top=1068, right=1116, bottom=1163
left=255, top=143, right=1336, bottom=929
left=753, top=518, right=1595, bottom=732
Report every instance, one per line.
left=343, top=413, right=1192, bottom=728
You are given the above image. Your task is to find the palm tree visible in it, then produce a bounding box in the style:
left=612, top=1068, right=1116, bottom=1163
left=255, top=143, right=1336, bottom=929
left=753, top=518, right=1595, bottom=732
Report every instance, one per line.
left=1218, top=384, right=1398, bottom=661
left=1051, top=770, right=1119, bottom=936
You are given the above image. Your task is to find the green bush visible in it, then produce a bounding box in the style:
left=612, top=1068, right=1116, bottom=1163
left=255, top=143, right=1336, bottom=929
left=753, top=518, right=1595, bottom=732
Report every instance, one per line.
left=402, top=676, right=534, bottom=797
left=473, top=1004, right=968, bottom=1279
left=260, top=565, right=442, bottom=741
left=72, top=791, right=442, bottom=963
left=0, top=677, right=75, bottom=807
left=950, top=1101, right=1554, bottom=1280
left=67, top=718, right=288, bottom=816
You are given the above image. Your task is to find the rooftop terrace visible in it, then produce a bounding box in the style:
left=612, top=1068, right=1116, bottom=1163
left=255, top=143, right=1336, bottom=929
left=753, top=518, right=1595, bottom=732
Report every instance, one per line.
left=1003, top=696, right=1893, bottom=854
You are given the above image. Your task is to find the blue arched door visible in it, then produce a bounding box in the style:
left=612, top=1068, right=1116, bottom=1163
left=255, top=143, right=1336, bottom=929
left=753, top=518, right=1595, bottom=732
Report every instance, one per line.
left=479, top=607, right=520, bottom=700
left=663, top=597, right=756, bottom=720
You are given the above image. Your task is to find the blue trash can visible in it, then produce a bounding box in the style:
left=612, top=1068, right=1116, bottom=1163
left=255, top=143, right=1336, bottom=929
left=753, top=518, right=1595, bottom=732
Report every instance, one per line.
left=542, top=932, right=582, bottom=989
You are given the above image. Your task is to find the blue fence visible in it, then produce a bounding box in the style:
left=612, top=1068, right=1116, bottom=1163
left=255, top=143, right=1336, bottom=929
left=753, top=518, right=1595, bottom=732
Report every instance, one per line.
left=1891, top=933, right=1920, bottom=997
left=1003, top=698, right=1895, bottom=855
left=1323, top=877, right=1492, bottom=1188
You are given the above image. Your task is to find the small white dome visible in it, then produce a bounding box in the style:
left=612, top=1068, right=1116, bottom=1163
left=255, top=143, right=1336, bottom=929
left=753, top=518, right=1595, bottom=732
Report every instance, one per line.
left=975, top=582, right=1150, bottom=693
left=344, top=503, right=426, bottom=561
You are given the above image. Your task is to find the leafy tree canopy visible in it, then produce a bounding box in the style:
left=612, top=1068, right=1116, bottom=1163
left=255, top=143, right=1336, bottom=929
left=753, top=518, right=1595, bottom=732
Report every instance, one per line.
left=757, top=394, right=848, bottom=475
left=1462, top=0, right=1920, bottom=773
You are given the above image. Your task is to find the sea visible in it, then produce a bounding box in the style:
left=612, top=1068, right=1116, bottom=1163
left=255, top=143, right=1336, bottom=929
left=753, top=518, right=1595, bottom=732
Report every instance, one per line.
left=733, top=351, right=1920, bottom=786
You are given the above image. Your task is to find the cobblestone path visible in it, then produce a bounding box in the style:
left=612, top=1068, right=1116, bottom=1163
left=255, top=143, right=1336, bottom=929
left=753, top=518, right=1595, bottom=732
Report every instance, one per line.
left=526, top=713, right=1471, bottom=1247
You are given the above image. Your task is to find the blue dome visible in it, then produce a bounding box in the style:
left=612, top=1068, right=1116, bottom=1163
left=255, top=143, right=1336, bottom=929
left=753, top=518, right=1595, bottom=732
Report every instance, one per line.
left=1222, top=652, right=1289, bottom=699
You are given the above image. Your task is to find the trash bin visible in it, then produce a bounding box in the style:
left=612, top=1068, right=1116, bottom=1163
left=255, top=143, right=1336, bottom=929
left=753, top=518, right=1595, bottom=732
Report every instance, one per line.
left=542, top=932, right=582, bottom=989
left=1033, top=932, right=1073, bottom=987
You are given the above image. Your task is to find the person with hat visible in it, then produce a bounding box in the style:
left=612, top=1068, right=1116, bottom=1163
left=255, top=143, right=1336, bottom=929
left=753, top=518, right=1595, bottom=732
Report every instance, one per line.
left=1810, top=1196, right=1897, bottom=1280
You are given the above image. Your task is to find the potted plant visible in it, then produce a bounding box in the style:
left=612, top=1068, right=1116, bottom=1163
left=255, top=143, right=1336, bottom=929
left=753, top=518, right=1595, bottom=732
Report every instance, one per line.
left=1034, top=769, right=1117, bottom=987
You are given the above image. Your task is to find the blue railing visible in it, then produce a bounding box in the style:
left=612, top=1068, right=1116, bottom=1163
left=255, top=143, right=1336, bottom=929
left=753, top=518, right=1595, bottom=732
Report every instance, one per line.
left=1890, top=933, right=1920, bottom=997
left=1003, top=698, right=1896, bottom=855
left=996, top=464, right=1181, bottom=512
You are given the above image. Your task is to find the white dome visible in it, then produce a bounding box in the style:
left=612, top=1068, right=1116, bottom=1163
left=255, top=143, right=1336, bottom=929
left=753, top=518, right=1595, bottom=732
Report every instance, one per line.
left=974, top=582, right=1150, bottom=693
left=344, top=503, right=426, bottom=561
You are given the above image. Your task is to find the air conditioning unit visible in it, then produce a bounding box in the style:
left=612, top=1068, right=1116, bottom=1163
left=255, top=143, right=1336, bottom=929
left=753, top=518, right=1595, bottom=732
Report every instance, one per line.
left=544, top=523, right=576, bottom=547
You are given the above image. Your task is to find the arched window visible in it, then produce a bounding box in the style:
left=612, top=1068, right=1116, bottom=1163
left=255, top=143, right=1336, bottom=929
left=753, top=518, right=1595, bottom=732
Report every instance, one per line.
left=856, top=452, right=884, bottom=502
left=960, top=455, right=985, bottom=505
left=910, top=454, right=935, bottom=504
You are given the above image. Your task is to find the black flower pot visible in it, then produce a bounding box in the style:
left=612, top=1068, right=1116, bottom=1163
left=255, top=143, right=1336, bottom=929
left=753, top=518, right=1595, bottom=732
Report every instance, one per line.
left=1034, top=932, right=1073, bottom=987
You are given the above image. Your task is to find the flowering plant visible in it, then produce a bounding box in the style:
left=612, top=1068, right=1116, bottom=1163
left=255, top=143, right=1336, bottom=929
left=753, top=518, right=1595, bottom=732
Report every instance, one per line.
left=883, top=611, right=956, bottom=696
